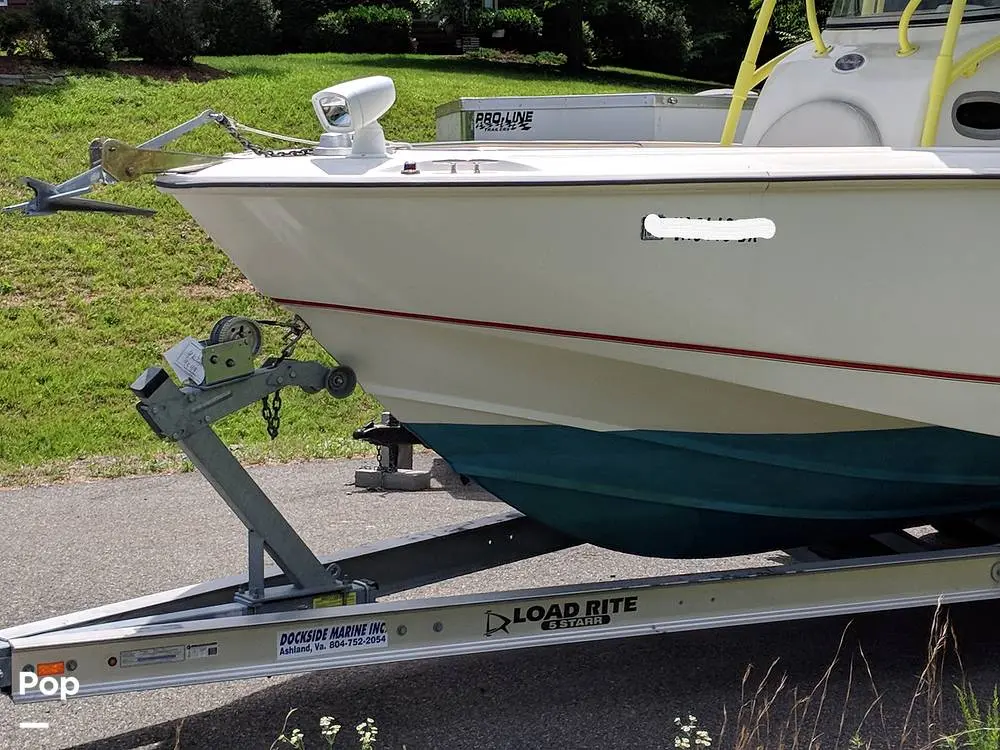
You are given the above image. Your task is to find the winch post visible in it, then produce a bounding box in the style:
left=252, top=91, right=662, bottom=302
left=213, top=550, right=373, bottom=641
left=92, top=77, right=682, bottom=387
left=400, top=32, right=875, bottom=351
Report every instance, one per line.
left=130, top=359, right=348, bottom=602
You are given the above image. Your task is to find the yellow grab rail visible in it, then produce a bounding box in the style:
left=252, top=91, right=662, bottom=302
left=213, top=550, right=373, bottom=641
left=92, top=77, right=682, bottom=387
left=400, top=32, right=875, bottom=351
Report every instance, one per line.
left=720, top=0, right=1000, bottom=148
left=920, top=0, right=967, bottom=146
left=897, top=0, right=923, bottom=56
left=751, top=45, right=802, bottom=87
left=807, top=0, right=832, bottom=55
left=721, top=0, right=778, bottom=145
left=721, top=0, right=830, bottom=145
left=950, top=36, right=1000, bottom=82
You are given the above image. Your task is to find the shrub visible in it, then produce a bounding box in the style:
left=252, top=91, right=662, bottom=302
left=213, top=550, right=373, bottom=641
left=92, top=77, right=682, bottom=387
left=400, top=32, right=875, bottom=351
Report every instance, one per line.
left=201, top=0, right=279, bottom=55
left=10, top=30, right=49, bottom=58
left=581, top=19, right=595, bottom=61
left=539, top=3, right=594, bottom=65
left=0, top=10, right=34, bottom=55
left=476, top=8, right=495, bottom=40
left=589, top=0, right=692, bottom=74
left=377, top=0, right=422, bottom=15
left=413, top=0, right=478, bottom=31
left=276, top=0, right=414, bottom=52
left=273, top=0, right=336, bottom=51
left=119, top=0, right=205, bottom=65
left=314, top=5, right=412, bottom=53
left=683, top=0, right=754, bottom=83
left=466, top=47, right=567, bottom=66
left=30, top=0, right=118, bottom=66
left=478, top=7, right=542, bottom=53
left=753, top=0, right=833, bottom=47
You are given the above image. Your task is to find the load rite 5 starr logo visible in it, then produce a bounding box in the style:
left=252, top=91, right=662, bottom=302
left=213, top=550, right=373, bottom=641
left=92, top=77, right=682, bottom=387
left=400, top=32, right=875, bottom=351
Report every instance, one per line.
left=484, top=596, right=638, bottom=636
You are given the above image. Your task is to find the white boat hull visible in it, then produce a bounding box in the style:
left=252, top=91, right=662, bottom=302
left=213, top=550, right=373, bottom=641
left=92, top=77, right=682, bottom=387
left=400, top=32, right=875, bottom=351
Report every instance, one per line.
left=164, top=174, right=1000, bottom=437
left=155, top=144, right=1000, bottom=556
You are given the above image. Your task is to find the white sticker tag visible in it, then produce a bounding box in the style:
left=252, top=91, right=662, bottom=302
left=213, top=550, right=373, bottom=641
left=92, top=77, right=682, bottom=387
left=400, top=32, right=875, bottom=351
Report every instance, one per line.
left=643, top=215, right=776, bottom=241
left=186, top=642, right=218, bottom=660
left=164, top=336, right=206, bottom=385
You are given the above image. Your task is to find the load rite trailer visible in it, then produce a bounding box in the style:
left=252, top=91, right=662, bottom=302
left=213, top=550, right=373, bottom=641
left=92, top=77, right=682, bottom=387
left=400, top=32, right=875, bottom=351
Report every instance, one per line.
left=4, top=319, right=1000, bottom=704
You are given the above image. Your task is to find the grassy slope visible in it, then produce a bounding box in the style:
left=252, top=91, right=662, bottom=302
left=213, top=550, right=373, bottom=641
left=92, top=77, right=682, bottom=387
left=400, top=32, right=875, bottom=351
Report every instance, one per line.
left=0, top=53, right=709, bottom=486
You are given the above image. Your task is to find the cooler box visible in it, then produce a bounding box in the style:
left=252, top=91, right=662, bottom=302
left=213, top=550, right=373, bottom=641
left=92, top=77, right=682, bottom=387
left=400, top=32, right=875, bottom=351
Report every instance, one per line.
left=434, top=90, right=757, bottom=143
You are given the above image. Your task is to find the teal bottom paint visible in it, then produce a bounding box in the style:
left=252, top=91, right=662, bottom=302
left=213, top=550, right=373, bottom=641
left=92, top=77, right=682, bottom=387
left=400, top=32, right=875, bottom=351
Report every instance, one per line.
left=407, top=423, right=1000, bottom=558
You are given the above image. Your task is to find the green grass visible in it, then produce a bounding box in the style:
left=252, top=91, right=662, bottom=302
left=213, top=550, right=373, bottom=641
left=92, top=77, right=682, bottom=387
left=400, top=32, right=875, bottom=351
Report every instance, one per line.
left=0, top=53, right=710, bottom=487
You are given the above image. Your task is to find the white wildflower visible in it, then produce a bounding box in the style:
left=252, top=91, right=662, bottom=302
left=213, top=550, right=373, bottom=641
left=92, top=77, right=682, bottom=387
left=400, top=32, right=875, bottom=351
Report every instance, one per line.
left=319, top=716, right=342, bottom=746
left=356, top=717, right=379, bottom=750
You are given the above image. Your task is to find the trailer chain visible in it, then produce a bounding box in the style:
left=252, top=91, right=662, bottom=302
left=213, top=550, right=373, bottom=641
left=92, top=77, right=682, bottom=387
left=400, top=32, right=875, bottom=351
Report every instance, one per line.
left=244, top=315, right=311, bottom=365
left=261, top=390, right=282, bottom=440
left=276, top=316, right=310, bottom=363
left=211, top=113, right=315, bottom=158
left=256, top=315, right=309, bottom=439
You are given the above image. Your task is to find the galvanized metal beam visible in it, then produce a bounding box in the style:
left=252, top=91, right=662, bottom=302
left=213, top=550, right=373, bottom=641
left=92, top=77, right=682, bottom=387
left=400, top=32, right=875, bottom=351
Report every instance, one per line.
left=131, top=363, right=339, bottom=595
left=6, top=544, right=1000, bottom=703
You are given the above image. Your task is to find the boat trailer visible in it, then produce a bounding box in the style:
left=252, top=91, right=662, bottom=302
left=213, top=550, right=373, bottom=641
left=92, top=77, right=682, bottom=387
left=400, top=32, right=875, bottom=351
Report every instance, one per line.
left=2, top=315, right=1000, bottom=704
left=5, top=117, right=1000, bottom=706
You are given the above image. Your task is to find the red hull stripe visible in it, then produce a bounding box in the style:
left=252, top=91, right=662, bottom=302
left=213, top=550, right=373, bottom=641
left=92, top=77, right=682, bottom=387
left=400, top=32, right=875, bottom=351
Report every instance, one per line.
left=271, top=297, right=1000, bottom=385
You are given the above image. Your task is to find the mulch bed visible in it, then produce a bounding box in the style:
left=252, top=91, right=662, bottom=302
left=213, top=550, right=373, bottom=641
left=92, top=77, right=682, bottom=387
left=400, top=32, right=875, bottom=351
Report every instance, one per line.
left=106, top=60, right=232, bottom=82
left=0, top=56, right=231, bottom=82
left=0, top=55, right=60, bottom=75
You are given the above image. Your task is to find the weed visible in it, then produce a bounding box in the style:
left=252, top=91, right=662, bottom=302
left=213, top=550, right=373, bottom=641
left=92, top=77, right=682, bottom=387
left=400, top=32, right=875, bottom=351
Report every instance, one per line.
left=270, top=711, right=379, bottom=749
left=938, top=684, right=1000, bottom=749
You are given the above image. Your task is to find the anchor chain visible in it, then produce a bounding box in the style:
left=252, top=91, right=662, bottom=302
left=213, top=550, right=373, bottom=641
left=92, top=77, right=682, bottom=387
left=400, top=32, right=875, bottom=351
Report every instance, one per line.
left=211, top=113, right=315, bottom=158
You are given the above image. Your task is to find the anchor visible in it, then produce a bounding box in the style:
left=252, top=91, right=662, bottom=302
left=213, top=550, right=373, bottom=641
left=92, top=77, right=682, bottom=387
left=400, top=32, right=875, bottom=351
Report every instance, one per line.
left=2, top=110, right=241, bottom=217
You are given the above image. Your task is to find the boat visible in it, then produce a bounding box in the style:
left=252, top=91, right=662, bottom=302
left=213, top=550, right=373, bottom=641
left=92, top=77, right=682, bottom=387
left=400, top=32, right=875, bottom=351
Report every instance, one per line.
left=33, top=0, right=1000, bottom=559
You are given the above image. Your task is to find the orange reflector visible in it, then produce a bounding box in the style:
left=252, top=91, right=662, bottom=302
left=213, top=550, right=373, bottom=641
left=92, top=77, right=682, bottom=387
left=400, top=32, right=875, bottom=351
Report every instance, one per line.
left=36, top=661, right=65, bottom=677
